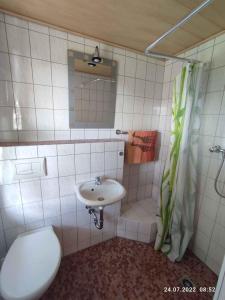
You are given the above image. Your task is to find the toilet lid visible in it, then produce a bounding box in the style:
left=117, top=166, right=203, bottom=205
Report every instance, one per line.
left=0, top=227, right=61, bottom=300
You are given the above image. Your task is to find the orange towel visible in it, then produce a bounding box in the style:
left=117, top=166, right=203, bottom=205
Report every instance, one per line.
left=125, top=131, right=157, bottom=164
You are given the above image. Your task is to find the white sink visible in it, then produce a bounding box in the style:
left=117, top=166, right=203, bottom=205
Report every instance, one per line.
left=76, top=178, right=126, bottom=207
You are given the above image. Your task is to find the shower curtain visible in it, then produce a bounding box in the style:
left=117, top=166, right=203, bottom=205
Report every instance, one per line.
left=154, top=62, right=206, bottom=262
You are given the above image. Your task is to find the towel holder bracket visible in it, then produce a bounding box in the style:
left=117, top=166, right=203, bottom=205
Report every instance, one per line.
left=116, top=129, right=128, bottom=135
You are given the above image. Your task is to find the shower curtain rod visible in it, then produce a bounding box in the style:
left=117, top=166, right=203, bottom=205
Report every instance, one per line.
left=144, top=0, right=214, bottom=63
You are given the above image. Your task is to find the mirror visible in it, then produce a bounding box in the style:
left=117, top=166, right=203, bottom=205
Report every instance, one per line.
left=68, top=49, right=117, bottom=128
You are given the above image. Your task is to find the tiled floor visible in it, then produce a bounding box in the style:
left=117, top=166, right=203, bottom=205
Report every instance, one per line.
left=41, top=237, right=217, bottom=300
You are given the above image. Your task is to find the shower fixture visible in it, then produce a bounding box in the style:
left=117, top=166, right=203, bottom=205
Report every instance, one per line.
left=144, top=0, right=214, bottom=62
left=209, top=145, right=225, bottom=154
left=209, top=145, right=225, bottom=198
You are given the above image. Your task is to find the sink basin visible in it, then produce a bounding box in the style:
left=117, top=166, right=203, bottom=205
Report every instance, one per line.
left=76, top=178, right=126, bottom=207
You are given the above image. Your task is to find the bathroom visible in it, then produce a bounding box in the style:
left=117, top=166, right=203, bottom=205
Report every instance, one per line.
left=0, top=0, right=224, bottom=299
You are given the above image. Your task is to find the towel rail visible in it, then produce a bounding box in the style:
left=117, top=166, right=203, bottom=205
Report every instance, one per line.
left=116, top=129, right=128, bottom=135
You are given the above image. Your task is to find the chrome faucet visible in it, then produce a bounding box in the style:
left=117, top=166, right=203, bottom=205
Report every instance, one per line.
left=95, top=176, right=102, bottom=185
left=209, top=145, right=225, bottom=154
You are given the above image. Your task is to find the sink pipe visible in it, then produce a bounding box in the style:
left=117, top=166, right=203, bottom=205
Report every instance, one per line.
left=87, top=206, right=104, bottom=230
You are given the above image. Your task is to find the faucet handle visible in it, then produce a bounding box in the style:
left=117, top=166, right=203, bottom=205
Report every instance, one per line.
left=95, top=176, right=102, bottom=185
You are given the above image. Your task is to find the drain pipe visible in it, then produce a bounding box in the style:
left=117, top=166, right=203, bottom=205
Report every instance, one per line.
left=88, top=206, right=104, bottom=230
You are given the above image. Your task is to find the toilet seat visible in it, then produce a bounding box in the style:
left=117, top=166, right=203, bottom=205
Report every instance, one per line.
left=0, top=226, right=61, bottom=300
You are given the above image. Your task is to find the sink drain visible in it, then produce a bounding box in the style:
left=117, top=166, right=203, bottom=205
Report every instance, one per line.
left=97, top=197, right=104, bottom=201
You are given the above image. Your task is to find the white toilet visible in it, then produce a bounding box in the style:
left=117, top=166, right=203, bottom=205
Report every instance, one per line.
left=0, top=226, right=61, bottom=300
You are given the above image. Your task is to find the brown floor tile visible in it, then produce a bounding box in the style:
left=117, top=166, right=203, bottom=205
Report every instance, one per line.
left=41, top=237, right=217, bottom=300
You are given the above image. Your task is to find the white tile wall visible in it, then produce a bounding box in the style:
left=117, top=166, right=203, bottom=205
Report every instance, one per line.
left=0, top=140, right=124, bottom=257
left=0, top=12, right=164, bottom=205
left=154, top=32, right=225, bottom=275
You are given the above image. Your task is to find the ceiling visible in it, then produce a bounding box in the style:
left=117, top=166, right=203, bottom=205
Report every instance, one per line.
left=0, top=0, right=225, bottom=55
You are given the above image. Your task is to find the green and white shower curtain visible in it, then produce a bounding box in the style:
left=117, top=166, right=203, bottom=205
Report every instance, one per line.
left=155, top=62, right=206, bottom=262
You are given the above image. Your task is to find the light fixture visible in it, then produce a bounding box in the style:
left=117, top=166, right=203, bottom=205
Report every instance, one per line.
left=87, top=62, right=96, bottom=67
left=92, top=46, right=102, bottom=63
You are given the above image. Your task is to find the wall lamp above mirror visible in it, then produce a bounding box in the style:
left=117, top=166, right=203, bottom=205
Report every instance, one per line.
left=68, top=48, right=117, bottom=128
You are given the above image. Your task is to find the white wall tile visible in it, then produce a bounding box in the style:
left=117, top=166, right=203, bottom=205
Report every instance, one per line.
left=17, top=107, right=37, bottom=130
left=211, top=223, right=225, bottom=248
left=0, top=183, right=21, bottom=208
left=23, top=201, right=43, bottom=224
left=207, top=67, right=225, bottom=92
left=20, top=180, right=42, bottom=203
left=105, top=151, right=117, bottom=170
left=36, top=109, right=54, bottom=130
left=52, top=63, right=68, bottom=87
left=34, top=85, right=53, bottom=109
left=0, top=147, right=16, bottom=160
left=55, top=130, right=70, bottom=140
left=216, top=116, right=225, bottom=137
left=32, top=59, right=51, bottom=85
left=30, top=30, right=50, bottom=60
left=146, top=63, right=156, bottom=81
left=91, top=152, right=104, bottom=173
left=0, top=22, right=8, bottom=52
left=75, top=143, right=90, bottom=154
left=10, top=55, right=32, bottom=83
left=59, top=175, right=75, bottom=196
left=75, top=154, right=90, bottom=174
left=54, top=110, right=69, bottom=130
left=50, top=36, right=67, bottom=64
left=57, top=144, right=74, bottom=155
left=68, top=34, right=84, bottom=44
left=0, top=52, right=11, bottom=81
left=43, top=198, right=60, bottom=219
left=38, top=144, right=57, bottom=157
left=217, top=203, right=225, bottom=227
left=52, top=87, right=68, bottom=109
left=16, top=146, right=37, bottom=158
left=136, top=60, right=146, bottom=79
left=203, top=92, right=223, bottom=115
left=49, top=28, right=67, bottom=39
left=5, top=15, right=28, bottom=28
left=211, top=42, right=225, bottom=69
left=13, top=82, right=35, bottom=108
left=60, top=194, right=76, bottom=214
left=124, top=77, right=135, bottom=96
left=58, top=155, right=75, bottom=176
left=200, top=115, right=218, bottom=136
left=19, top=131, right=37, bottom=142
left=1, top=205, right=24, bottom=229
left=29, top=22, right=49, bottom=34
left=0, top=81, right=14, bottom=107
left=125, top=57, right=136, bottom=77
left=37, top=131, right=54, bottom=142
left=123, top=95, right=134, bottom=113
left=41, top=178, right=59, bottom=200
left=91, top=142, right=104, bottom=153
left=6, top=24, right=30, bottom=56
left=0, top=107, right=15, bottom=130
left=84, top=129, right=98, bottom=139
